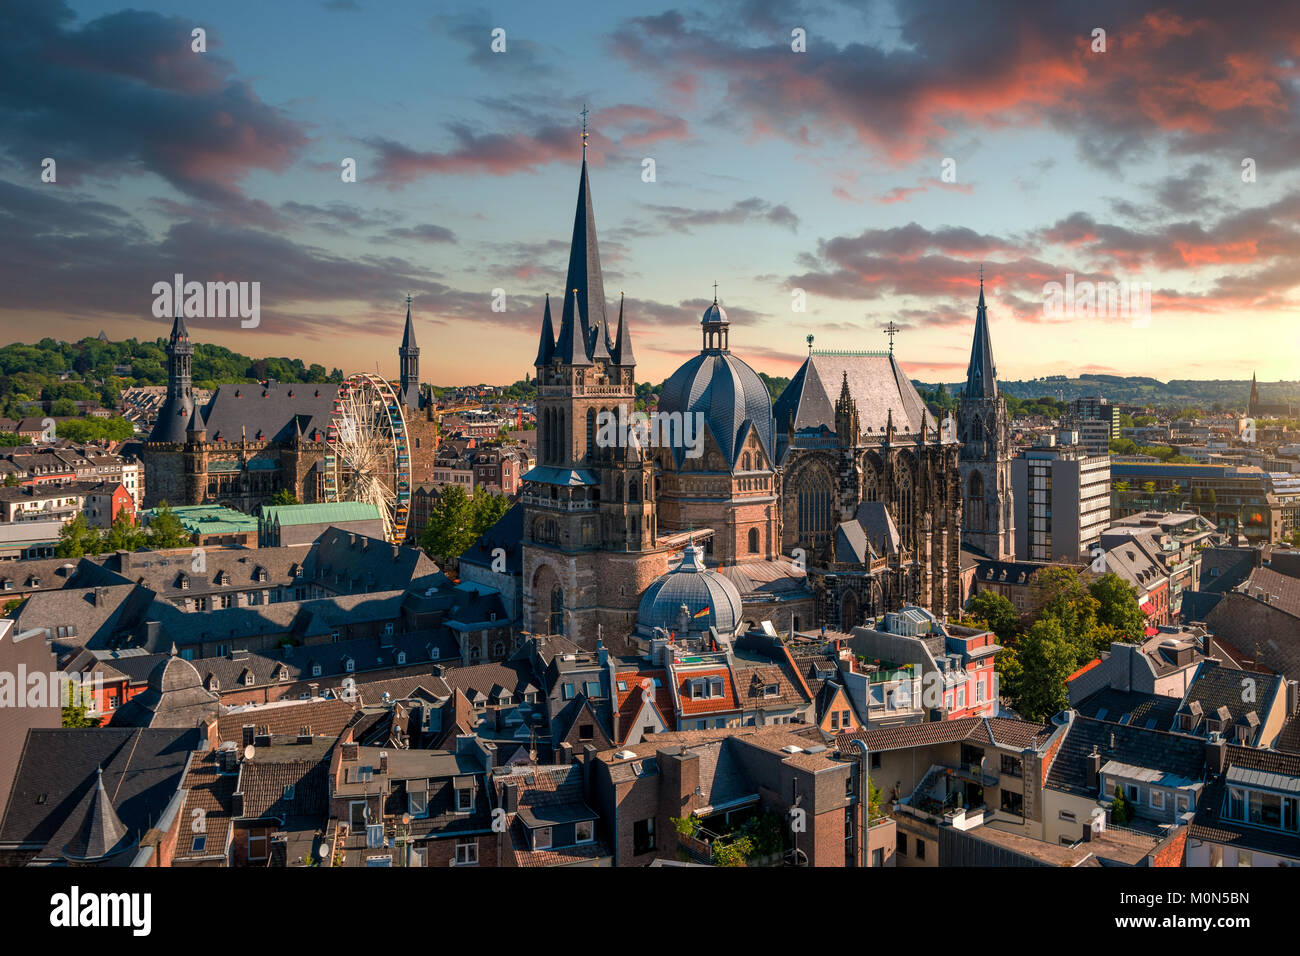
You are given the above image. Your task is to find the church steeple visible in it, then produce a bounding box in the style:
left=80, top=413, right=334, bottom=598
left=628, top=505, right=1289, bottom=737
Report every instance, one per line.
left=399, top=294, right=420, bottom=411
left=554, top=154, right=607, bottom=365
left=1249, top=371, right=1261, bottom=417
left=965, top=269, right=997, bottom=400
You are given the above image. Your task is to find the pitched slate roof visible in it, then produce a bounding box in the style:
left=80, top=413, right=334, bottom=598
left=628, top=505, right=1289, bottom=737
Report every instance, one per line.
left=0, top=727, right=199, bottom=863
left=774, top=351, right=936, bottom=448
left=835, top=716, right=1054, bottom=755
left=1178, top=661, right=1283, bottom=745
left=107, top=656, right=221, bottom=729
left=199, top=382, right=339, bottom=444
left=1044, top=716, right=1208, bottom=797
left=216, top=697, right=360, bottom=745
left=1074, top=688, right=1181, bottom=731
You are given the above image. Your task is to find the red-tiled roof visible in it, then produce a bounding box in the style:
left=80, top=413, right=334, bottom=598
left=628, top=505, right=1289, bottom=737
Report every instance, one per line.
left=675, top=666, right=739, bottom=716
left=615, top=668, right=675, bottom=739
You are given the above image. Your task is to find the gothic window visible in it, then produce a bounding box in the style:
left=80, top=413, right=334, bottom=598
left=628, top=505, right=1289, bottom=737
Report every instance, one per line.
left=628, top=479, right=640, bottom=502
left=742, top=452, right=751, bottom=471
left=796, top=463, right=835, bottom=547
left=863, top=457, right=881, bottom=502
left=586, top=408, right=596, bottom=459
left=971, top=418, right=983, bottom=442
left=748, top=527, right=760, bottom=553
left=893, top=462, right=914, bottom=547
left=967, top=471, right=985, bottom=531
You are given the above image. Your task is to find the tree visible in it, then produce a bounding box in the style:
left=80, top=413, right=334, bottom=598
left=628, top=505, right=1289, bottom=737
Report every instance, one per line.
left=49, top=397, right=77, bottom=417
left=55, top=514, right=102, bottom=558
left=994, top=646, right=1023, bottom=707
left=421, top=485, right=475, bottom=564
left=268, top=489, right=299, bottom=506
left=146, top=502, right=193, bottom=549
left=469, top=487, right=509, bottom=539
left=0, top=433, right=30, bottom=447
left=1113, top=481, right=1129, bottom=494
left=967, top=591, right=1020, bottom=643
left=1141, top=481, right=1157, bottom=496
left=102, top=509, right=145, bottom=552
left=62, top=680, right=101, bottom=728
left=1110, top=784, right=1130, bottom=825
left=1014, top=617, right=1077, bottom=721
left=1090, top=572, right=1146, bottom=640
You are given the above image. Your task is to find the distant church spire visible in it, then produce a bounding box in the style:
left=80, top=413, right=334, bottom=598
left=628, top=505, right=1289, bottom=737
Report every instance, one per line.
left=1249, top=371, right=1261, bottom=417
left=399, top=293, right=420, bottom=411
left=965, top=268, right=997, bottom=400
left=534, top=293, right=555, bottom=367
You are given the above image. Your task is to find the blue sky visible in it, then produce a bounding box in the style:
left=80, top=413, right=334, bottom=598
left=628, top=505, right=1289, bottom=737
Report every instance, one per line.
left=2, top=0, right=1298, bottom=387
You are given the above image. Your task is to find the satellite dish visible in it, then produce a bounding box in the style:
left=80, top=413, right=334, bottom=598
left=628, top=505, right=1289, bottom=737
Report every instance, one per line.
left=244, top=744, right=256, bottom=761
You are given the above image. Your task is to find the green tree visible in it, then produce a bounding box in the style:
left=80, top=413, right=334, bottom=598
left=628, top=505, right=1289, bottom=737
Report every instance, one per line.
left=145, top=503, right=193, bottom=549
left=470, top=487, right=509, bottom=539
left=1090, top=572, right=1146, bottom=641
left=1110, top=784, right=1130, bottom=825
left=421, top=485, right=475, bottom=564
left=62, top=680, right=101, bottom=728
left=102, top=509, right=145, bottom=552
left=49, top=397, right=77, bottom=417
left=267, top=489, right=299, bottom=506
left=994, top=646, right=1023, bottom=706
left=1014, top=617, right=1076, bottom=721
left=0, top=433, right=31, bottom=447
left=967, top=591, right=1020, bottom=643
left=55, top=514, right=102, bottom=558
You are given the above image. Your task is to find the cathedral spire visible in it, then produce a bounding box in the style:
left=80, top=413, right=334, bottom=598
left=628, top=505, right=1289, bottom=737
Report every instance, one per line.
left=1249, top=371, right=1260, bottom=416
left=612, top=292, right=635, bottom=366
left=554, top=148, right=608, bottom=364
left=534, top=293, right=555, bottom=367
left=965, top=270, right=998, bottom=400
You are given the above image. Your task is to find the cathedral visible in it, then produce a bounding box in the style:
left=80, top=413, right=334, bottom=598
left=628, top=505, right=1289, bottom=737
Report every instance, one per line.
left=142, top=300, right=439, bottom=517
left=519, top=145, right=972, bottom=650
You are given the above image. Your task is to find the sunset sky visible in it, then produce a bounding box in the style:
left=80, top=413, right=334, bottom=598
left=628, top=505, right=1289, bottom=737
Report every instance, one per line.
left=1, top=0, right=1298, bottom=388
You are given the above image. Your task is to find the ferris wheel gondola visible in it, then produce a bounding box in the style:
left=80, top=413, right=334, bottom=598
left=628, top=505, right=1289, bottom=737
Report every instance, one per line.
left=323, top=373, right=412, bottom=543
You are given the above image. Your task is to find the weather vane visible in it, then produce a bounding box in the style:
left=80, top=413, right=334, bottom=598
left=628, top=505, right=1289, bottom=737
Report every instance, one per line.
left=883, top=321, right=902, bottom=354
left=581, top=103, right=589, bottom=158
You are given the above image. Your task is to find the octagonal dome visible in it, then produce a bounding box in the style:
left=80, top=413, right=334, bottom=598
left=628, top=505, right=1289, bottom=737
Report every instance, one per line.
left=659, top=350, right=774, bottom=470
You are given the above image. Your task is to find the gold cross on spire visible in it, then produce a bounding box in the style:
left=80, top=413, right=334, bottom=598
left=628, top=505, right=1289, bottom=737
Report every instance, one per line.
left=580, top=103, right=589, bottom=158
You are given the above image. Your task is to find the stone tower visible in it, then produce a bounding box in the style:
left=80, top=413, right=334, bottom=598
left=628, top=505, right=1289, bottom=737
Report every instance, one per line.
left=957, top=276, right=1015, bottom=560
left=521, top=152, right=669, bottom=648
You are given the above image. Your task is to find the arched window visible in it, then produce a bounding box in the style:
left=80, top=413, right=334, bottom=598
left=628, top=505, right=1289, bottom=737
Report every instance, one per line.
left=586, top=408, right=596, bottom=459
left=971, top=417, right=983, bottom=442
left=863, top=457, right=881, bottom=502
left=893, top=462, right=914, bottom=547
left=628, top=479, right=640, bottom=502
left=748, top=527, right=760, bottom=553
left=797, top=463, right=835, bottom=548
left=742, top=452, right=751, bottom=471
left=492, top=641, right=505, bottom=658
left=967, top=471, right=985, bottom=531
left=841, top=590, right=860, bottom=628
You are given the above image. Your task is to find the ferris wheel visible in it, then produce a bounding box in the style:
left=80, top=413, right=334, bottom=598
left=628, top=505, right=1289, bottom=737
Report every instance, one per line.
left=323, top=373, right=411, bottom=543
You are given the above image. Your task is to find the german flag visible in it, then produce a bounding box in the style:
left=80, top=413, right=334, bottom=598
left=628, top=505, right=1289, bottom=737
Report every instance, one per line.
left=692, top=606, right=710, bottom=619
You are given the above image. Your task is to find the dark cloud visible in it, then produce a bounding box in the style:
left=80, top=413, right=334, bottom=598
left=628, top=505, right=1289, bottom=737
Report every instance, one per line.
left=0, top=1, right=309, bottom=201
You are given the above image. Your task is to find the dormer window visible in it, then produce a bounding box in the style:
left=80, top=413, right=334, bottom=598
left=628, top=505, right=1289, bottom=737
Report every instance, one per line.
left=344, top=658, right=355, bottom=672
left=396, top=651, right=406, bottom=665
left=311, top=664, right=321, bottom=677
left=764, top=683, right=779, bottom=698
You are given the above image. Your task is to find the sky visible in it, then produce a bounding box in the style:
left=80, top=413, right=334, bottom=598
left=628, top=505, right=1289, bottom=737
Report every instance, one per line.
left=1, top=0, right=1298, bottom=388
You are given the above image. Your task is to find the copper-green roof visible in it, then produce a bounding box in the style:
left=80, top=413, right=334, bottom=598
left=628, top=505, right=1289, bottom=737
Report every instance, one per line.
left=261, top=501, right=382, bottom=526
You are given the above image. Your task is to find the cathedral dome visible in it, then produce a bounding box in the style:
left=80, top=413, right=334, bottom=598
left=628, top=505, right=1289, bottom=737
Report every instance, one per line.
left=659, top=350, right=774, bottom=469
left=636, top=544, right=743, bottom=637
left=701, top=301, right=728, bottom=325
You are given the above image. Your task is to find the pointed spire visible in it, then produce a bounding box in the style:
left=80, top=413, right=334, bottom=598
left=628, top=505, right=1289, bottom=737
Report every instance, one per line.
left=556, top=158, right=607, bottom=363
left=186, top=400, right=205, bottom=435
left=62, top=766, right=132, bottom=863
left=401, top=294, right=417, bottom=352
left=965, top=270, right=998, bottom=400
left=169, top=303, right=190, bottom=347
left=558, top=289, right=592, bottom=366
left=534, top=294, right=555, bottom=367
left=612, top=292, right=635, bottom=366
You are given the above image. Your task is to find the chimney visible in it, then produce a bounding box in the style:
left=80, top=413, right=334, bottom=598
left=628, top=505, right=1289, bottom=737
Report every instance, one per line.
left=1087, top=745, right=1102, bottom=791
left=297, top=726, right=312, bottom=745
left=254, top=731, right=272, bottom=749
left=241, top=724, right=255, bottom=748
left=379, top=750, right=389, bottom=774
left=558, top=741, right=573, bottom=765
left=1206, top=732, right=1227, bottom=775
left=501, top=779, right=519, bottom=814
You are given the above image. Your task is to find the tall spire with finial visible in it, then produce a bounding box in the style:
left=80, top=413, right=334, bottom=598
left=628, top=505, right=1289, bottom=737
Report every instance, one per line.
left=965, top=265, right=997, bottom=400
left=399, top=293, right=420, bottom=411
left=581, top=102, right=589, bottom=160
left=555, top=106, right=607, bottom=364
